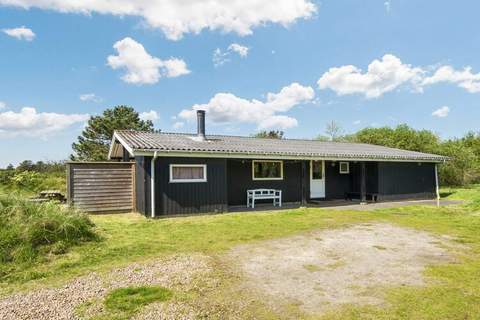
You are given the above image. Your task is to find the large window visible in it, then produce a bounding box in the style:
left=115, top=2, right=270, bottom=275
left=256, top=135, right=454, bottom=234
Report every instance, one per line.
left=169, top=164, right=207, bottom=183
left=252, top=160, right=283, bottom=180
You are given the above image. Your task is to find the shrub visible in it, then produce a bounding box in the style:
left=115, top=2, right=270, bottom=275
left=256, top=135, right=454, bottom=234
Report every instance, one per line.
left=10, top=171, right=42, bottom=191
left=0, top=168, right=15, bottom=185
left=0, top=195, right=98, bottom=275
left=0, top=170, right=66, bottom=195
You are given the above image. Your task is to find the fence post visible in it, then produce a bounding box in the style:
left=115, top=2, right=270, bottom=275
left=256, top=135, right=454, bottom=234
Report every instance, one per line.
left=435, top=163, right=440, bottom=207
left=66, top=163, right=73, bottom=207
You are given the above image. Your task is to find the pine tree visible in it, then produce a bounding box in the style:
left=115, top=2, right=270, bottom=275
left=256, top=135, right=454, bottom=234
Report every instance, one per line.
left=71, top=106, right=154, bottom=161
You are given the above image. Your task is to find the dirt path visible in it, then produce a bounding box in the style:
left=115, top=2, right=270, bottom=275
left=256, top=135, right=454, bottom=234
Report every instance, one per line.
left=227, top=223, right=456, bottom=315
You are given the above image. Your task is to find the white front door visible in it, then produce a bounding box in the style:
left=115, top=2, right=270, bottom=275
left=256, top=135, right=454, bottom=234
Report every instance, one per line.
left=310, top=160, right=325, bottom=198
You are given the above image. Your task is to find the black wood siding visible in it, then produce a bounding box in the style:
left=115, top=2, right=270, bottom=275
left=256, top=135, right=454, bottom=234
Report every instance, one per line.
left=325, top=161, right=351, bottom=199
left=349, top=162, right=379, bottom=194
left=133, top=156, right=437, bottom=215
left=324, top=161, right=378, bottom=199
left=227, top=159, right=303, bottom=206
left=377, top=162, right=436, bottom=199
left=154, top=157, right=227, bottom=215
left=134, top=156, right=151, bottom=216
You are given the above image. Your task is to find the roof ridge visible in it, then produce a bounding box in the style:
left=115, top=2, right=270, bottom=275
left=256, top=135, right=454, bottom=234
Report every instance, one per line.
left=114, top=129, right=378, bottom=144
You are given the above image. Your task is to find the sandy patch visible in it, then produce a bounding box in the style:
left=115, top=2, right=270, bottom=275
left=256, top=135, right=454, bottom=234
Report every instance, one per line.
left=227, top=223, right=455, bottom=314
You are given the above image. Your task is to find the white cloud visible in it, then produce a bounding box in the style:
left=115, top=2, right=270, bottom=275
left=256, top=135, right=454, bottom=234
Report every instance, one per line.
left=2, top=26, right=35, bottom=41
left=422, top=66, right=480, bottom=93
left=213, top=43, right=250, bottom=67
left=384, top=1, right=392, bottom=12
left=139, top=110, right=159, bottom=122
left=178, top=82, right=315, bottom=129
left=0, top=107, right=88, bottom=137
left=228, top=43, right=249, bottom=57
left=317, top=54, right=424, bottom=98
left=318, top=55, right=480, bottom=98
left=213, top=48, right=230, bottom=67
left=161, top=58, right=190, bottom=78
left=79, top=93, right=102, bottom=103
left=353, top=120, right=361, bottom=125
left=107, top=37, right=190, bottom=85
left=172, top=121, right=184, bottom=129
left=432, top=106, right=450, bottom=118
left=0, top=101, right=5, bottom=110
left=0, top=0, right=317, bottom=40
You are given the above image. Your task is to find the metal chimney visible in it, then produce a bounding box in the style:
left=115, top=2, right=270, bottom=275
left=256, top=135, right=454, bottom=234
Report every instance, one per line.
left=196, top=110, right=206, bottom=141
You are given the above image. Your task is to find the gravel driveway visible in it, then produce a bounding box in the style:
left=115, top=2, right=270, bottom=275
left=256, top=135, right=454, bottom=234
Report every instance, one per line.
left=0, top=255, right=212, bottom=320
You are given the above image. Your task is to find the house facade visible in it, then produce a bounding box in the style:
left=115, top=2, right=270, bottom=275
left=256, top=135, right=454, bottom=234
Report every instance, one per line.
left=108, top=111, right=447, bottom=217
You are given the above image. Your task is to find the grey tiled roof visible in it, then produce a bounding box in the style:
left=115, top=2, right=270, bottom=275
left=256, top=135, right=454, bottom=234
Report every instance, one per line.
left=113, top=130, right=448, bottom=162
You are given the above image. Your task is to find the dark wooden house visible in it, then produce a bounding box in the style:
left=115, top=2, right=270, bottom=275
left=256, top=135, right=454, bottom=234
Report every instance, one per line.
left=108, top=111, right=447, bottom=217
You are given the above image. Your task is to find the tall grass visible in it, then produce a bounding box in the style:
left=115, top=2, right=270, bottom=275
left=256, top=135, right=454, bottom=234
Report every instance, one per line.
left=0, top=195, right=98, bottom=278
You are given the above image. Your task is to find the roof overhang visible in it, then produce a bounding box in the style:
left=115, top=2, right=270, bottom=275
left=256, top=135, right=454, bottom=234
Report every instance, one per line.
left=108, top=131, right=135, bottom=160
left=130, top=150, right=448, bottom=163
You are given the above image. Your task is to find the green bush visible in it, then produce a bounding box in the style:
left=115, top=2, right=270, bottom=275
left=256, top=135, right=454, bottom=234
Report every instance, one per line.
left=10, top=171, right=42, bottom=191
left=0, top=168, right=15, bottom=185
left=0, top=196, right=98, bottom=276
left=0, top=171, right=66, bottom=195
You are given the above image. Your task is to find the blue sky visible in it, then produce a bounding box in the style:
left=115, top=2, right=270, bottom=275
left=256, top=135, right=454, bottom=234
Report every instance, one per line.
left=0, top=0, right=479, bottom=167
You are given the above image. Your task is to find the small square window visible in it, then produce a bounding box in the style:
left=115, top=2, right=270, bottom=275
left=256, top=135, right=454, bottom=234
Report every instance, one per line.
left=339, top=162, right=350, bottom=174
left=169, top=164, right=207, bottom=183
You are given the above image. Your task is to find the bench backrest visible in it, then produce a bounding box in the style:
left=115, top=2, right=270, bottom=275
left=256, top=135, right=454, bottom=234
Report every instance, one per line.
left=248, top=189, right=280, bottom=196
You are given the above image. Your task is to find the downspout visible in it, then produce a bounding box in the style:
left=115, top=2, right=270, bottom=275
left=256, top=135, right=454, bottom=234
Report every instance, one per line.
left=435, top=162, right=440, bottom=207
left=150, top=151, right=158, bottom=218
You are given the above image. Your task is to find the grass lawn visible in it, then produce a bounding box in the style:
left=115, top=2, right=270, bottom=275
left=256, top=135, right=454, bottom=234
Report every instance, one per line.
left=1, top=185, right=480, bottom=319
left=102, top=286, right=173, bottom=320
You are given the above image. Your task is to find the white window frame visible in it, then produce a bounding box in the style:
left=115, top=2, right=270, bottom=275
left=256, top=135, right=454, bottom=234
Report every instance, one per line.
left=339, top=162, right=350, bottom=174
left=252, top=160, right=284, bottom=181
left=169, top=164, right=207, bottom=183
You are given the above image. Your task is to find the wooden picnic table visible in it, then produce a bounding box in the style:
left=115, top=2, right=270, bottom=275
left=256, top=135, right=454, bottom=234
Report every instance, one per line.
left=36, top=190, right=66, bottom=202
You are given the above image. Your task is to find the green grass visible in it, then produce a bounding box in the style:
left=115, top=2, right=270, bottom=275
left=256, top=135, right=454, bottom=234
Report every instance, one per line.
left=0, top=195, right=98, bottom=281
left=441, top=184, right=480, bottom=209
left=100, top=286, right=172, bottom=320
left=1, top=185, right=480, bottom=319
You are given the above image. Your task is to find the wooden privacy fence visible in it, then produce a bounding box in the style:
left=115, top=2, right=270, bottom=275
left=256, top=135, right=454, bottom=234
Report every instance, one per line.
left=67, top=162, right=135, bottom=213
